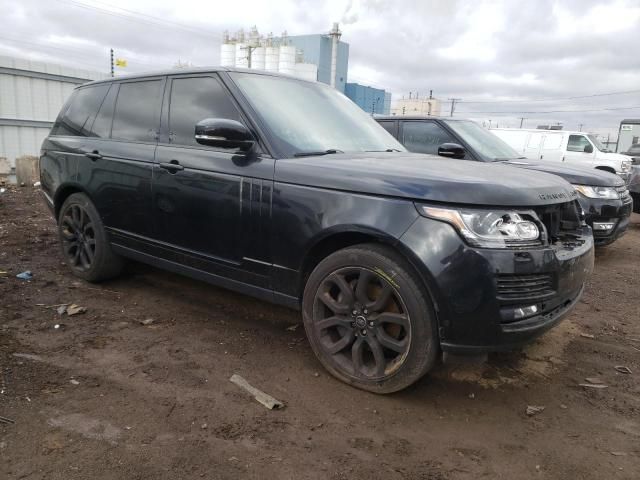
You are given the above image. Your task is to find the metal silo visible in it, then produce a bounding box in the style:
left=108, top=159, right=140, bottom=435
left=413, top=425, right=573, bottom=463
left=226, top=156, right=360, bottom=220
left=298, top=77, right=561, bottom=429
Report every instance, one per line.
left=220, top=31, right=236, bottom=67
left=264, top=34, right=280, bottom=72
left=278, top=45, right=296, bottom=75
left=250, top=46, right=265, bottom=70
left=294, top=63, right=318, bottom=82
left=235, top=29, right=248, bottom=68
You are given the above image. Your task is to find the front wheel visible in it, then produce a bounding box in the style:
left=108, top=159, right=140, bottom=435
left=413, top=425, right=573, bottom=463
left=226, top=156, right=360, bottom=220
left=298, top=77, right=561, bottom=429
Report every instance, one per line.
left=302, top=244, right=439, bottom=393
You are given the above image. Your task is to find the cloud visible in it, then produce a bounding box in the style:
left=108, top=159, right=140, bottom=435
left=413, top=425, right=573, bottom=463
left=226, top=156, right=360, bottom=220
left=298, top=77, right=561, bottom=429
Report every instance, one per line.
left=1, top=0, right=639, bottom=137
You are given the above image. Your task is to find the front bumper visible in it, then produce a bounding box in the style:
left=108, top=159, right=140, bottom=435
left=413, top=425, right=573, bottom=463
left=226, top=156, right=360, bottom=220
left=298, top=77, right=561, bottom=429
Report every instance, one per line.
left=400, top=217, right=594, bottom=354
left=577, top=193, right=633, bottom=246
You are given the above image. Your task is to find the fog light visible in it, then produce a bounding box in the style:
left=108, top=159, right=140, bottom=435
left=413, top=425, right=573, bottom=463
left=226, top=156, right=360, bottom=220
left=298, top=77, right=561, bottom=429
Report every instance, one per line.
left=592, top=222, right=615, bottom=231
left=513, top=304, right=539, bottom=320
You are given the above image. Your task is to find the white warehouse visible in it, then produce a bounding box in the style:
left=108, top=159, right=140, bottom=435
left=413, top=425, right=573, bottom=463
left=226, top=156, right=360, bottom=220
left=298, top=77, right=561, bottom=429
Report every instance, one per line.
left=0, top=55, right=107, bottom=182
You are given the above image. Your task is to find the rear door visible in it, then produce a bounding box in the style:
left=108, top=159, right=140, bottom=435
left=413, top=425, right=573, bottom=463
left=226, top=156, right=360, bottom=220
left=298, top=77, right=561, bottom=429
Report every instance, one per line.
left=152, top=73, right=274, bottom=287
left=525, top=131, right=544, bottom=159
left=539, top=133, right=564, bottom=162
left=77, top=77, right=165, bottom=246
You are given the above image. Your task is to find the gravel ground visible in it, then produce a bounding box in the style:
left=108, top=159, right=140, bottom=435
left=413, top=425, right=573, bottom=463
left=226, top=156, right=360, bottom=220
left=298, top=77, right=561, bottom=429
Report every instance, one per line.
left=1, top=186, right=639, bottom=479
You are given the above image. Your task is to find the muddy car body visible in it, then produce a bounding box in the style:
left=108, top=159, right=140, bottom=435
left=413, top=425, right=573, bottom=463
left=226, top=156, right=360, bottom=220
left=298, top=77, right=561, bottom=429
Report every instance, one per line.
left=40, top=69, right=594, bottom=392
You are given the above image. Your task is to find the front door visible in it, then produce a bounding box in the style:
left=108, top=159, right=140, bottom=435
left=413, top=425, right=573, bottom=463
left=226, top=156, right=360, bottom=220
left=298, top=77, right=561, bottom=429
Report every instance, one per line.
left=152, top=74, right=274, bottom=287
left=564, top=134, right=596, bottom=166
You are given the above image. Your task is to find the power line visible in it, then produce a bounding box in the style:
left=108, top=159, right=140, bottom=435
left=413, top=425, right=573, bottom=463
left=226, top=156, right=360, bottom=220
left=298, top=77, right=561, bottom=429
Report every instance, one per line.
left=457, top=89, right=640, bottom=104
left=455, top=105, right=640, bottom=115
left=54, top=0, right=221, bottom=41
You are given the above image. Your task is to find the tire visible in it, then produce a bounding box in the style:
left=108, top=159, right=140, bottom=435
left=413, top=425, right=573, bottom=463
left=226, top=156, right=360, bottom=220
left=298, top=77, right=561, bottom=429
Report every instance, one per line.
left=302, top=243, right=439, bottom=394
left=57, top=192, right=124, bottom=282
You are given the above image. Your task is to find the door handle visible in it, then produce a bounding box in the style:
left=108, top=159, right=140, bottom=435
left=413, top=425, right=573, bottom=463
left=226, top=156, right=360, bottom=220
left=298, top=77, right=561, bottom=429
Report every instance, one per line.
left=85, top=151, right=102, bottom=161
left=159, top=161, right=184, bottom=172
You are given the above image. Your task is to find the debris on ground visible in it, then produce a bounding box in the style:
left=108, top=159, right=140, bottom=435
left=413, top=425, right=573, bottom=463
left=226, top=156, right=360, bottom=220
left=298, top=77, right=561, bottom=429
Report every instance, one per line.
left=140, top=318, right=155, bottom=326
left=286, top=324, right=299, bottom=331
left=57, top=305, right=68, bottom=315
left=579, top=383, right=608, bottom=389
left=33, top=181, right=41, bottom=187
left=70, top=379, right=80, bottom=385
left=12, top=353, right=43, bottom=362
left=0, top=270, right=7, bottom=277
left=584, top=377, right=605, bottom=385
left=579, top=333, right=595, bottom=339
left=66, top=304, right=86, bottom=316
left=53, top=324, right=65, bottom=330
left=610, top=451, right=627, bottom=456
left=526, top=405, right=545, bottom=416
left=229, top=374, right=284, bottom=410
left=0, top=416, right=16, bottom=424
left=614, top=366, right=632, bottom=374
left=16, top=271, right=33, bottom=280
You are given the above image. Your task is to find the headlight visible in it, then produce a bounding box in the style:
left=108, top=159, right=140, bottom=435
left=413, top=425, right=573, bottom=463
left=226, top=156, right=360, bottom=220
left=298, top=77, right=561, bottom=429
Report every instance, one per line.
left=417, top=205, right=541, bottom=248
left=574, top=185, right=619, bottom=199
left=621, top=160, right=631, bottom=172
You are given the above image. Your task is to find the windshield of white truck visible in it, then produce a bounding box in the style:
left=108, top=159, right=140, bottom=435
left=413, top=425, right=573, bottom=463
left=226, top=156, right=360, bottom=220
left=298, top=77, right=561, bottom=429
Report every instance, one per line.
left=229, top=73, right=405, bottom=158
left=443, top=120, right=523, bottom=161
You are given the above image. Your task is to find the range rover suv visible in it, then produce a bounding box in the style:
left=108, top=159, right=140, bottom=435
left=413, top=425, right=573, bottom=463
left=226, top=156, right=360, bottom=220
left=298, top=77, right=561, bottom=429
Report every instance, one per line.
left=376, top=116, right=633, bottom=246
left=40, top=69, right=594, bottom=393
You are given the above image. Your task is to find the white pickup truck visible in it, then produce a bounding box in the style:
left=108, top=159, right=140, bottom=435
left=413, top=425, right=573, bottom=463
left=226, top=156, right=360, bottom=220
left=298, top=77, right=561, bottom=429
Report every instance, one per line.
left=491, top=128, right=632, bottom=182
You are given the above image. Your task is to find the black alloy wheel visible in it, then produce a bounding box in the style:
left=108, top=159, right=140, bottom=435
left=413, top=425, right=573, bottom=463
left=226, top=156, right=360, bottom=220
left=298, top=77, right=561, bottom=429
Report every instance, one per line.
left=60, top=203, right=96, bottom=271
left=303, top=244, right=438, bottom=393
left=313, top=267, right=411, bottom=379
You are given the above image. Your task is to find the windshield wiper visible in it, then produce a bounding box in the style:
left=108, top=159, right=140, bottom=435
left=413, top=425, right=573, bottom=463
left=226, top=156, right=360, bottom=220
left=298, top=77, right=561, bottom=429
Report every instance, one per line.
left=293, top=148, right=344, bottom=157
left=365, top=148, right=402, bottom=152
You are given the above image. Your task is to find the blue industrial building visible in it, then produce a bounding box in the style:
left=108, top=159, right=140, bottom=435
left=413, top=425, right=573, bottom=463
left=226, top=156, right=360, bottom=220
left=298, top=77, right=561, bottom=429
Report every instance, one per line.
left=344, top=83, right=392, bottom=115
left=287, top=34, right=349, bottom=93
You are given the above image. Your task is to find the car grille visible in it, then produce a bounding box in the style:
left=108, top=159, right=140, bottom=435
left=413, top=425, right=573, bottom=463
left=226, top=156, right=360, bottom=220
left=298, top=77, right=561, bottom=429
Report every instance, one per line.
left=496, top=273, right=556, bottom=302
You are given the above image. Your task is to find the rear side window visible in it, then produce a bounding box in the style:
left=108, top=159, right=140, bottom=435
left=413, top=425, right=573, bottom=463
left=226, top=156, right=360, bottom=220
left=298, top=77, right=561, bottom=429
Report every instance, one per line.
left=52, top=84, right=109, bottom=136
left=91, top=84, right=118, bottom=138
left=168, top=76, right=241, bottom=147
left=402, top=121, right=455, bottom=155
left=111, top=80, right=163, bottom=142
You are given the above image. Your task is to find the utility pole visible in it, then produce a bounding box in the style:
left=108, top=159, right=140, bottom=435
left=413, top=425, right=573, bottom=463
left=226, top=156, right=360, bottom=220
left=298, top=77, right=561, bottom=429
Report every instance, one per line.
left=448, top=98, right=461, bottom=117
left=578, top=123, right=584, bottom=131
left=241, top=45, right=257, bottom=68
left=110, top=48, right=114, bottom=77
left=519, top=117, right=526, bottom=128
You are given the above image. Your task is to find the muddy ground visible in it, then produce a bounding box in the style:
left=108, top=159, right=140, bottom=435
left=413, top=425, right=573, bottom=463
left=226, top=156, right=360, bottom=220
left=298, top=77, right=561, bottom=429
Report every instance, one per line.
left=1, top=186, right=639, bottom=479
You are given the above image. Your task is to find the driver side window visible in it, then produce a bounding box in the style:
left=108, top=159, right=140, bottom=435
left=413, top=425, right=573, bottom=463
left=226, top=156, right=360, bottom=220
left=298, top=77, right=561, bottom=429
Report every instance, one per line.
left=168, top=76, right=241, bottom=147
left=567, top=135, right=591, bottom=153
left=402, top=122, right=455, bottom=155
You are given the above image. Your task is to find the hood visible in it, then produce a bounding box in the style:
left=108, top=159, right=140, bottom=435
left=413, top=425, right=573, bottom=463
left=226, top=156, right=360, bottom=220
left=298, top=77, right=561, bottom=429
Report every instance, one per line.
left=275, top=152, right=577, bottom=207
left=503, top=159, right=624, bottom=187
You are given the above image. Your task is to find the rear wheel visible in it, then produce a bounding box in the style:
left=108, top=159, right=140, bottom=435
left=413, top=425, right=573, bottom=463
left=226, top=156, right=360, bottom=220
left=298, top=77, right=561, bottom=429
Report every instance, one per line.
left=302, top=244, right=439, bottom=393
left=58, top=193, right=124, bottom=282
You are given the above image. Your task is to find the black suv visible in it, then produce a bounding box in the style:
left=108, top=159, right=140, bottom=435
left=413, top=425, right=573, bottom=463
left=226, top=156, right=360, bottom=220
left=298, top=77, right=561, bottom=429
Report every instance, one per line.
left=40, top=69, right=594, bottom=393
left=376, top=116, right=633, bottom=246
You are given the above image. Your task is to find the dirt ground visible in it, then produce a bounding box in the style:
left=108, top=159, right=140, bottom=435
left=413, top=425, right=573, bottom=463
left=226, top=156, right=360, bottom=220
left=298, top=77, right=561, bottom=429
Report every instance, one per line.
left=1, top=186, right=639, bottom=480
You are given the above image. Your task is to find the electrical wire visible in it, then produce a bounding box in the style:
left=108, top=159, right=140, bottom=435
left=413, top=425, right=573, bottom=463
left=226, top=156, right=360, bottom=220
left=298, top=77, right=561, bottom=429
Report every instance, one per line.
left=455, top=105, right=640, bottom=115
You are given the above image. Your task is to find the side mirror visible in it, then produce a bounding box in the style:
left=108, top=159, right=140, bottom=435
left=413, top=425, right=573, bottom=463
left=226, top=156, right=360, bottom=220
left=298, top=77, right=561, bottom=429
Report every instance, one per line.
left=437, top=143, right=466, bottom=159
left=195, top=118, right=255, bottom=151
left=583, top=144, right=594, bottom=154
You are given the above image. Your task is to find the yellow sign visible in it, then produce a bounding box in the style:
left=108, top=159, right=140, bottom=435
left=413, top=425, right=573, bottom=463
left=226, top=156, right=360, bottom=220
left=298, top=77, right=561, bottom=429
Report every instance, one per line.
left=115, top=58, right=127, bottom=67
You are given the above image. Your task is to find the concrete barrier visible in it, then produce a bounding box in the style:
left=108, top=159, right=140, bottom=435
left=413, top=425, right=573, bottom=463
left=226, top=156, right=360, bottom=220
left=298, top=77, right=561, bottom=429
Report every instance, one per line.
left=0, top=157, right=10, bottom=185
left=15, top=156, right=39, bottom=185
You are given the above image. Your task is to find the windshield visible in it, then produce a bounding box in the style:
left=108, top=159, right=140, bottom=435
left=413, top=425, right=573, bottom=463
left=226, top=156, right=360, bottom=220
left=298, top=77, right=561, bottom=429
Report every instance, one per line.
left=443, top=120, right=523, bottom=161
left=587, top=134, right=607, bottom=152
left=230, top=73, right=405, bottom=157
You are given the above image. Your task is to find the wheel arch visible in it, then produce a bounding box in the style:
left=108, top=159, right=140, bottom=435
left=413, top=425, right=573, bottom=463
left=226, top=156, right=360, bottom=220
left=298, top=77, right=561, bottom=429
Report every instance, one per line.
left=53, top=183, right=92, bottom=220
left=595, top=165, right=616, bottom=175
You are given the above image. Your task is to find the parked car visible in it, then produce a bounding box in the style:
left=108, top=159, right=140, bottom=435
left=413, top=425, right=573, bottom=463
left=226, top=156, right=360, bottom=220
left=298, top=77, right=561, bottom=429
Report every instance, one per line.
left=621, top=143, right=640, bottom=164
left=621, top=145, right=640, bottom=213
left=40, top=69, right=594, bottom=393
left=490, top=127, right=632, bottom=182
left=376, top=116, right=633, bottom=246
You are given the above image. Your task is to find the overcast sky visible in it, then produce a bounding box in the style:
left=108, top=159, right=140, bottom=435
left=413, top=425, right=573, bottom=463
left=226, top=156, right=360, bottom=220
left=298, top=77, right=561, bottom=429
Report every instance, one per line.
left=2, top=0, right=640, bottom=139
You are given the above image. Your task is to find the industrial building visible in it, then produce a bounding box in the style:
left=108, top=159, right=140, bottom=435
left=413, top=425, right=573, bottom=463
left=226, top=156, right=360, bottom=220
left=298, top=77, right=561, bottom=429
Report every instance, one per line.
left=617, top=119, right=640, bottom=152
left=345, top=83, right=391, bottom=115
left=0, top=55, right=107, bottom=182
left=391, top=94, right=442, bottom=117
left=220, top=24, right=348, bottom=92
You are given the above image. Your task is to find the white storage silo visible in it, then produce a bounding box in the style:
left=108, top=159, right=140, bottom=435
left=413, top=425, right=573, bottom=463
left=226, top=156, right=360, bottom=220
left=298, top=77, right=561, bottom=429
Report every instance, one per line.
left=294, top=63, right=318, bottom=82
left=220, top=43, right=236, bottom=67
left=235, top=42, right=248, bottom=68
left=265, top=46, right=280, bottom=72
left=250, top=46, right=265, bottom=70
left=278, top=45, right=296, bottom=75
